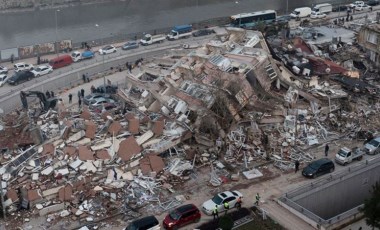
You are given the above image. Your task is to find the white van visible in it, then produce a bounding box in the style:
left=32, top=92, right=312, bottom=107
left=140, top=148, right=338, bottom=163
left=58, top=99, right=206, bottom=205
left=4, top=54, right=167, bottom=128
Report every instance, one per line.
left=290, top=7, right=312, bottom=18
left=312, top=3, right=333, bottom=14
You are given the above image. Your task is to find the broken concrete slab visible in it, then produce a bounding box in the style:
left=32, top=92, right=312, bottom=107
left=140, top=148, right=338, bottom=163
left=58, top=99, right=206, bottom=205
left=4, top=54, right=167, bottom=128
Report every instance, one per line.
left=108, top=121, right=122, bottom=135
left=78, top=145, right=95, bottom=161
left=39, top=203, right=65, bottom=216
left=242, top=168, right=263, bottom=179
left=68, top=130, right=86, bottom=143
left=64, top=146, right=77, bottom=156
left=136, top=130, right=154, bottom=145
left=152, top=120, right=165, bottom=135
left=117, top=136, right=142, bottom=161
left=58, top=184, right=73, bottom=202
left=85, top=121, right=96, bottom=139
left=96, top=149, right=111, bottom=160
left=42, top=143, right=55, bottom=155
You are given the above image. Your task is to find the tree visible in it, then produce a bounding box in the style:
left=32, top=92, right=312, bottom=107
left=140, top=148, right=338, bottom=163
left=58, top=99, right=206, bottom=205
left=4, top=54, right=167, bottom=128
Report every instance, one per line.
left=361, top=181, right=380, bottom=230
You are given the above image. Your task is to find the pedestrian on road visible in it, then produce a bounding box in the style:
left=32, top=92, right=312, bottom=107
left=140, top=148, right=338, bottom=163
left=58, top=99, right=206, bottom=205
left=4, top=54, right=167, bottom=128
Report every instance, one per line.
left=77, top=90, right=81, bottom=99
left=325, top=144, right=329, bottom=157
left=212, top=205, right=219, bottom=220
left=91, top=85, right=96, bottom=93
left=295, top=160, right=300, bottom=173
left=46, top=91, right=51, bottom=99
left=50, top=91, right=54, bottom=97
left=223, top=201, right=229, bottom=215
left=370, top=6, right=373, bottom=11
left=81, top=89, right=85, bottom=98
left=125, top=62, right=129, bottom=68
left=236, top=196, right=242, bottom=209
left=68, top=93, right=72, bottom=103
left=78, top=98, right=82, bottom=107
left=10, top=54, right=14, bottom=63
left=82, top=74, right=86, bottom=83
left=255, top=193, right=261, bottom=206
left=128, top=64, right=132, bottom=73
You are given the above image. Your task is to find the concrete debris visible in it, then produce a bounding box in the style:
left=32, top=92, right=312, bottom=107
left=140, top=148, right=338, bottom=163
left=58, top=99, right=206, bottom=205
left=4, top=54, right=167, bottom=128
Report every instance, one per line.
left=1, top=23, right=379, bottom=230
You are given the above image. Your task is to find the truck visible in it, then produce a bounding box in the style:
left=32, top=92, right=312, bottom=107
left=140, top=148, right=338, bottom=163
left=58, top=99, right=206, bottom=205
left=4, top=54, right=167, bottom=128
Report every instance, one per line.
left=71, top=50, right=95, bottom=62
left=312, top=3, right=333, bottom=14
left=335, top=147, right=364, bottom=165
left=140, top=34, right=166, bottom=46
left=166, top=25, right=192, bottom=41
left=290, top=7, right=312, bottom=18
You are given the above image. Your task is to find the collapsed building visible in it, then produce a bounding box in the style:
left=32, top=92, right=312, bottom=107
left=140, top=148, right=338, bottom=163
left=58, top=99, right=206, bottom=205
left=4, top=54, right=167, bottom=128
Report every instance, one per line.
left=0, top=24, right=379, bottom=229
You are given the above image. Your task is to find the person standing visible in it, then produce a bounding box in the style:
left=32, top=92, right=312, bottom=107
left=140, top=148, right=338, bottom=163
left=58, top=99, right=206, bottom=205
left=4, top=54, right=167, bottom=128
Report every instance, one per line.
left=77, top=90, right=81, bottom=99
left=50, top=91, right=54, bottom=97
left=91, top=85, right=96, bottom=94
left=68, top=93, right=72, bottom=103
left=78, top=97, right=82, bottom=107
left=236, top=196, right=242, bottom=209
left=81, top=88, right=85, bottom=98
left=255, top=193, right=261, bottom=206
left=295, top=160, right=300, bottom=173
left=10, top=54, right=14, bottom=63
left=212, top=205, right=218, bottom=220
left=82, top=74, right=86, bottom=83
left=325, top=144, right=329, bottom=157
left=223, top=201, right=229, bottom=215
left=46, top=91, right=51, bottom=99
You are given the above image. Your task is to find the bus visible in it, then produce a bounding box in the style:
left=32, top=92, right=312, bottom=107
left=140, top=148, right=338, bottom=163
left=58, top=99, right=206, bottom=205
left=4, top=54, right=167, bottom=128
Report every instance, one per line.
left=230, top=10, right=277, bottom=28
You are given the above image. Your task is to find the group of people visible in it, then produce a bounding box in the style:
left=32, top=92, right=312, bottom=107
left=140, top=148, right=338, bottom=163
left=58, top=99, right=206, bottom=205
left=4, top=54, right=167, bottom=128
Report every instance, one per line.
left=67, top=88, right=85, bottom=107
left=45, top=91, right=55, bottom=99
left=125, top=58, right=144, bottom=73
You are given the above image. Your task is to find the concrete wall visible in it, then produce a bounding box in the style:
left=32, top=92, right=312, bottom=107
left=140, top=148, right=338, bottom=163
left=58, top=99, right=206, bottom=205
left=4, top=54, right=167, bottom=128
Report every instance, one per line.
left=279, top=157, right=380, bottom=229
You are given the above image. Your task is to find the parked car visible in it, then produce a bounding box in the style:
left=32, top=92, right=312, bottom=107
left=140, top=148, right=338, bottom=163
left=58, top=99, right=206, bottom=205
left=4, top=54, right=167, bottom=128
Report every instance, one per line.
left=124, top=215, right=160, bottom=230
left=89, top=98, right=115, bottom=107
left=355, top=4, right=371, bottom=10
left=96, top=84, right=118, bottom=94
left=335, top=147, right=364, bottom=165
left=99, top=45, right=117, bottom=55
left=162, top=204, right=201, bottom=230
left=49, top=55, right=73, bottom=69
left=7, top=71, right=34, bottom=85
left=192, top=29, right=214, bottom=37
left=332, top=5, right=349, bottom=12
left=31, top=65, right=53, bottom=77
left=0, top=74, right=8, bottom=87
left=14, top=62, right=34, bottom=72
left=310, top=11, right=327, bottom=19
left=367, top=0, right=379, bottom=6
left=0, top=66, right=8, bottom=74
left=202, top=190, right=243, bottom=215
left=302, top=158, right=335, bottom=178
left=122, top=41, right=139, bottom=50
left=364, top=136, right=380, bottom=155
left=350, top=1, right=365, bottom=8
left=83, top=93, right=111, bottom=105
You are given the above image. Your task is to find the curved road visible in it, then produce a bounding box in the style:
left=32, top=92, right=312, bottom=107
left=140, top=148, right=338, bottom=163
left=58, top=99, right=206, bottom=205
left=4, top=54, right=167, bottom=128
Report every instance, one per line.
left=0, top=0, right=347, bottom=50
left=0, top=36, right=211, bottom=113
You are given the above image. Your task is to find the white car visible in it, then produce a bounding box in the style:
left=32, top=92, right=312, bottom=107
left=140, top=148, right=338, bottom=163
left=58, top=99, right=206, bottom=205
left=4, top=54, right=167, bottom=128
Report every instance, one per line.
left=202, top=190, right=243, bottom=215
left=0, top=66, right=8, bottom=74
left=310, top=12, right=327, bottom=19
left=14, top=62, right=34, bottom=72
left=350, top=1, right=365, bottom=8
left=355, top=4, right=370, bottom=10
left=31, top=65, right=53, bottom=77
left=0, top=74, right=8, bottom=87
left=98, top=45, right=117, bottom=55
left=89, top=98, right=115, bottom=107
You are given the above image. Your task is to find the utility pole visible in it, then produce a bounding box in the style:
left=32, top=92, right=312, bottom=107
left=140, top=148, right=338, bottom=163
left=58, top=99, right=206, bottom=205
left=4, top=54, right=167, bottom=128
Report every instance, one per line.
left=0, top=180, right=6, bottom=220
left=55, top=9, right=60, bottom=57
left=95, top=24, right=106, bottom=90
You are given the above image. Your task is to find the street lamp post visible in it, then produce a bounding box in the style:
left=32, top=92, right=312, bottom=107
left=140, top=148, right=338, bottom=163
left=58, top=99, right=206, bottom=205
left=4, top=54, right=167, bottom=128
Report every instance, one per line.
left=286, top=0, right=289, bottom=15
left=55, top=9, right=60, bottom=57
left=95, top=24, right=106, bottom=90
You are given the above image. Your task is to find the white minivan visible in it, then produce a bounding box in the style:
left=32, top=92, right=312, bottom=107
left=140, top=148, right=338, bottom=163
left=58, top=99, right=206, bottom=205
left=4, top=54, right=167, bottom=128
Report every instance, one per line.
left=312, top=3, right=333, bottom=14
left=290, top=7, right=312, bottom=18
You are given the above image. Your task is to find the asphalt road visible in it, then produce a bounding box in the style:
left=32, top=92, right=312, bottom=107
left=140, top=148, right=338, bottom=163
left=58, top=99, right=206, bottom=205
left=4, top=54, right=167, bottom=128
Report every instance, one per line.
left=0, top=0, right=350, bottom=50
left=0, top=36, right=211, bottom=113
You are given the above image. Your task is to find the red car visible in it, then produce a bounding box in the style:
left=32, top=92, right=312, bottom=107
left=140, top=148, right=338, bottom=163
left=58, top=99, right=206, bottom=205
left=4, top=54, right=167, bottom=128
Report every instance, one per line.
left=163, top=204, right=201, bottom=230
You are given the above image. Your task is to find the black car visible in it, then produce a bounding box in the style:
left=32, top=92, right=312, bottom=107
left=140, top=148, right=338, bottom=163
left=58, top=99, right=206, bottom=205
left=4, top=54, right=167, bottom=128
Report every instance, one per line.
left=367, top=0, right=379, bottom=6
left=8, top=71, right=34, bottom=85
left=302, top=158, right=335, bottom=178
left=124, top=215, right=160, bottom=230
left=332, top=5, right=349, bottom=12
left=96, top=84, right=118, bottom=94
left=192, top=29, right=214, bottom=37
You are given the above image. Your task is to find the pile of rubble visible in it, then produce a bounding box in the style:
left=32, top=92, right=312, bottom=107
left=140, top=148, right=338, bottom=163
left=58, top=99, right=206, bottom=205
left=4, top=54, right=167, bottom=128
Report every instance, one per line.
left=1, top=25, right=380, bottom=229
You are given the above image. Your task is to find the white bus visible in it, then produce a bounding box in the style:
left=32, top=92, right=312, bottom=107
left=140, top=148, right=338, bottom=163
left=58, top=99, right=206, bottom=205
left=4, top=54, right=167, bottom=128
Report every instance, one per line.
left=230, top=10, right=277, bottom=28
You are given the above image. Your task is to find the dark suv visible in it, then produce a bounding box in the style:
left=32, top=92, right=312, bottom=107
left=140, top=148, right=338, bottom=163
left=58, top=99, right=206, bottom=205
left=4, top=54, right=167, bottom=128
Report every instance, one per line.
left=163, top=204, right=201, bottom=230
left=367, top=0, right=379, bottom=6
left=125, top=215, right=160, bottom=230
left=302, top=158, right=335, bottom=178
left=8, top=71, right=34, bottom=85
